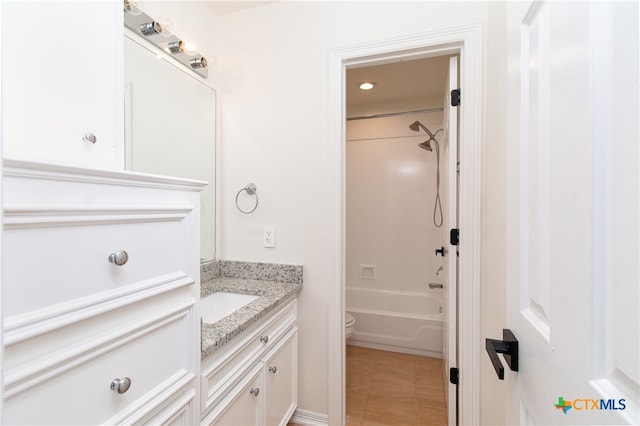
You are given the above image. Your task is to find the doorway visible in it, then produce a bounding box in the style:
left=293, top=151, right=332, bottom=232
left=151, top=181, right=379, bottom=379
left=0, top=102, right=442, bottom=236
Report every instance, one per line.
left=344, top=55, right=455, bottom=424
left=327, top=25, right=483, bottom=426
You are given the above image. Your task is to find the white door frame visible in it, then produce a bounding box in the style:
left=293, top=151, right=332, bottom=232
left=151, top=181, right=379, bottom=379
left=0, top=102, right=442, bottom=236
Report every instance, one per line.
left=327, top=23, right=483, bottom=426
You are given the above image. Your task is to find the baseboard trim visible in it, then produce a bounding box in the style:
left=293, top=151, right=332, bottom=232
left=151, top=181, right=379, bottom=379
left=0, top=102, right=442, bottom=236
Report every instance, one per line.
left=290, top=408, right=329, bottom=426
left=347, top=341, right=443, bottom=359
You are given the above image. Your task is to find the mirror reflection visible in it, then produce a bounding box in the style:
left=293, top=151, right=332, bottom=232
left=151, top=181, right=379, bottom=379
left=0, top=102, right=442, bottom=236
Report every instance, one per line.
left=124, top=34, right=216, bottom=260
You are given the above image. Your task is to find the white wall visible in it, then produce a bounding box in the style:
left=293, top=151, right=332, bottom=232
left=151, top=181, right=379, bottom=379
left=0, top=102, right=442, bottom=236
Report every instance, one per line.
left=346, top=113, right=445, bottom=296
left=214, top=2, right=509, bottom=423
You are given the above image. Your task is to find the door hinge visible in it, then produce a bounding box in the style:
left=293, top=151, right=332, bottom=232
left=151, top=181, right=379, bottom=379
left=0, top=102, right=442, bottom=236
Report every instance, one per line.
left=450, top=367, right=459, bottom=385
left=450, top=228, right=459, bottom=246
left=451, top=89, right=460, bottom=107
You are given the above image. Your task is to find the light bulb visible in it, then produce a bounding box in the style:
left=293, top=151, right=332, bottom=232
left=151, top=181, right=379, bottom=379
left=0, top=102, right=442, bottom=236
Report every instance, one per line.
left=204, top=54, right=217, bottom=67
left=124, top=0, right=144, bottom=16
left=182, top=41, right=198, bottom=56
left=156, top=16, right=174, bottom=38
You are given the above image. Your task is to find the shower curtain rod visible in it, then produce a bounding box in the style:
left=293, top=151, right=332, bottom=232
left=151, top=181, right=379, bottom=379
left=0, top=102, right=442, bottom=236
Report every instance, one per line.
left=346, top=107, right=444, bottom=121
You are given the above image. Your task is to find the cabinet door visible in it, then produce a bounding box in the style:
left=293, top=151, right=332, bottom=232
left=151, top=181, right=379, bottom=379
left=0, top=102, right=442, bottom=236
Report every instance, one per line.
left=1, top=1, right=123, bottom=169
left=205, top=364, right=263, bottom=426
left=264, top=328, right=297, bottom=426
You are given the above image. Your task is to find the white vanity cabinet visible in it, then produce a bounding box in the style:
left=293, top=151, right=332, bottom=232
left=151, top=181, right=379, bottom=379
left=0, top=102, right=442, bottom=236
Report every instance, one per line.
left=1, top=1, right=123, bottom=169
left=2, top=160, right=206, bottom=425
left=201, top=299, right=298, bottom=426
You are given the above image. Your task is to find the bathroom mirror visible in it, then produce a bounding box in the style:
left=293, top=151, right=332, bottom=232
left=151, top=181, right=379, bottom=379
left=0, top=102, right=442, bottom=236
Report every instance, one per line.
left=124, top=34, right=216, bottom=260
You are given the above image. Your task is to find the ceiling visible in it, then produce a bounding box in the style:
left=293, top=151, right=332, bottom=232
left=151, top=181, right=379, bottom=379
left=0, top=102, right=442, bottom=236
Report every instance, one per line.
left=204, top=2, right=451, bottom=112
left=203, top=1, right=274, bottom=16
left=346, top=56, right=450, bottom=109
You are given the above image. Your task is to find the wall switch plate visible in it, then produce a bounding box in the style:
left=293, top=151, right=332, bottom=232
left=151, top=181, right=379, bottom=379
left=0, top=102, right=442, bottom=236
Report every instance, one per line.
left=264, top=226, right=275, bottom=248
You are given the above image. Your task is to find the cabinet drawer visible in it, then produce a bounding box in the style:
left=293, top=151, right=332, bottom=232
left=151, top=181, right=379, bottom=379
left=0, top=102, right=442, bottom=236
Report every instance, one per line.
left=257, top=300, right=297, bottom=350
left=201, top=299, right=296, bottom=414
left=142, top=388, right=197, bottom=426
left=3, top=303, right=195, bottom=425
left=3, top=216, right=189, bottom=319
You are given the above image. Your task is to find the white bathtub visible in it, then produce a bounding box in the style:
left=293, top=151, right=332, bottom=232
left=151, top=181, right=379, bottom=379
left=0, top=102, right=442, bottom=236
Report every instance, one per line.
left=346, top=287, right=443, bottom=358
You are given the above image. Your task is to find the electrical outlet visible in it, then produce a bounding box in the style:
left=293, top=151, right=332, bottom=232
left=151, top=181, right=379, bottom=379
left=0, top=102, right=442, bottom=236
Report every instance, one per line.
left=263, top=226, right=275, bottom=248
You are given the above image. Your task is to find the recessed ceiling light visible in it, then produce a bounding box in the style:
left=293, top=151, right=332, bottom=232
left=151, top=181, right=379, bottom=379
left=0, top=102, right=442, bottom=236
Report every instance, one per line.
left=359, top=82, right=377, bottom=90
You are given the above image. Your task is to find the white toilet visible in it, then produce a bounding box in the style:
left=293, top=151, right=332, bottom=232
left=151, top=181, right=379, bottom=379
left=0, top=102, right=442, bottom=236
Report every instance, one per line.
left=345, top=312, right=356, bottom=340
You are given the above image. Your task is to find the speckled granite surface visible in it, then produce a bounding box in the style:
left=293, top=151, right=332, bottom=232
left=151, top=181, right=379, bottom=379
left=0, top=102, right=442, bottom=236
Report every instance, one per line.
left=200, top=259, right=222, bottom=282
left=221, top=260, right=303, bottom=284
left=200, top=264, right=303, bottom=359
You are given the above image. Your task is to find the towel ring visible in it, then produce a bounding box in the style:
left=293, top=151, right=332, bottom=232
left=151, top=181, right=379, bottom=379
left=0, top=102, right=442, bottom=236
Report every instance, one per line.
left=235, top=183, right=259, bottom=214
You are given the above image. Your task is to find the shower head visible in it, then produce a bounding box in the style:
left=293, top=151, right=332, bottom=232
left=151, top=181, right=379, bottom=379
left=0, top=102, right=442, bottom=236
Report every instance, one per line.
left=408, top=120, right=435, bottom=139
left=418, top=140, right=433, bottom=151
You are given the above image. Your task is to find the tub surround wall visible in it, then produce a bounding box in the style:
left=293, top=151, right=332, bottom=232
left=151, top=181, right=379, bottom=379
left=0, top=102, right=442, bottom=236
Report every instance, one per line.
left=346, top=113, right=445, bottom=295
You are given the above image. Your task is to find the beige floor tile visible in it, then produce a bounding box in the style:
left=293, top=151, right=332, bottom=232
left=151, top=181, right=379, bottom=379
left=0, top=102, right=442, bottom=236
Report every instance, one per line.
left=368, top=382, right=415, bottom=400
left=417, top=377, right=445, bottom=392
left=416, top=387, right=445, bottom=404
left=347, top=345, right=377, bottom=363
left=415, top=363, right=442, bottom=376
left=363, top=397, right=417, bottom=426
left=372, top=363, right=416, bottom=389
left=415, top=356, right=443, bottom=368
left=347, top=383, right=369, bottom=416
left=347, top=362, right=375, bottom=386
left=374, top=350, right=418, bottom=369
left=416, top=403, right=447, bottom=426
left=346, top=347, right=446, bottom=426
left=346, top=414, right=363, bottom=426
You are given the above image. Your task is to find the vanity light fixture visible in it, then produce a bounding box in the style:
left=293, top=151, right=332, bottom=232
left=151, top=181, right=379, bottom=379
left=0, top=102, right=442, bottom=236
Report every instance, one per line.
left=359, top=82, right=377, bottom=90
left=190, top=57, right=208, bottom=69
left=140, top=21, right=162, bottom=36
left=124, top=0, right=208, bottom=78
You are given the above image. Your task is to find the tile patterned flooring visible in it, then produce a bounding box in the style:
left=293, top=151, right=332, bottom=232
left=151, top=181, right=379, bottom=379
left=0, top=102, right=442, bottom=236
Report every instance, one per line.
left=346, top=345, right=448, bottom=426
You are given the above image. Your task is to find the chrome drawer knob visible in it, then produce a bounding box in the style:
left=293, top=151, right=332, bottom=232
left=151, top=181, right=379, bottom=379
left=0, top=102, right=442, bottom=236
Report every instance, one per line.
left=250, top=387, right=260, bottom=396
left=108, top=250, right=129, bottom=266
left=110, top=377, right=131, bottom=394
left=268, top=366, right=277, bottom=374
left=260, top=335, right=269, bottom=344
left=83, top=132, right=97, bottom=144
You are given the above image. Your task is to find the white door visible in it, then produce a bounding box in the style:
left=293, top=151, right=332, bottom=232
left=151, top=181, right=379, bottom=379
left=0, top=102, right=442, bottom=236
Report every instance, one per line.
left=505, top=1, right=639, bottom=425
left=442, top=55, right=458, bottom=426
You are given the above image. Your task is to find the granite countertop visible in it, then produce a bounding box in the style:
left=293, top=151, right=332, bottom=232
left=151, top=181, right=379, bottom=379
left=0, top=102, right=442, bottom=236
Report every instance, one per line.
left=200, top=277, right=302, bottom=359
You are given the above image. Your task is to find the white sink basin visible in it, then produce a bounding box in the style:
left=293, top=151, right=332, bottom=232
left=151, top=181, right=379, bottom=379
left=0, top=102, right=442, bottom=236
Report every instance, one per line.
left=201, top=292, right=259, bottom=324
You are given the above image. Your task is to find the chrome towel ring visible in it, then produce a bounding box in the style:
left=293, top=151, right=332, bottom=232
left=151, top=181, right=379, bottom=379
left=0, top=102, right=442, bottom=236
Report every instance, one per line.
left=235, top=183, right=259, bottom=214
